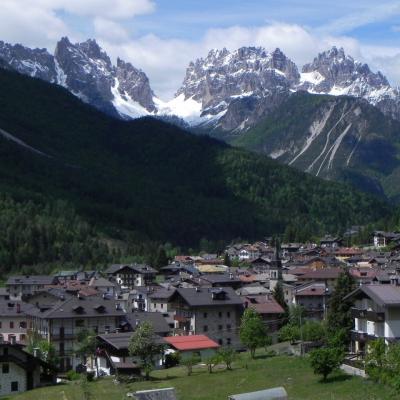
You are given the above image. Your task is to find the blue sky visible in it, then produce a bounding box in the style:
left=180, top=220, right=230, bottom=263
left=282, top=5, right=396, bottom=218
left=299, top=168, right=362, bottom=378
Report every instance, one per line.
left=1, top=0, right=400, bottom=98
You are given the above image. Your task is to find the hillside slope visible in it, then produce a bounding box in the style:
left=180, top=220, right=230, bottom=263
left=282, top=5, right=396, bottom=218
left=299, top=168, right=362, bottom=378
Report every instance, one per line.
left=0, top=67, right=390, bottom=249
left=233, top=92, right=400, bottom=200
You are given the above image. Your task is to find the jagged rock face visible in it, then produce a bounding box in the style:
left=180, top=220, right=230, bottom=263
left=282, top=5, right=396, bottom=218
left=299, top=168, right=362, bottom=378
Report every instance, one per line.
left=54, top=37, right=115, bottom=114
left=115, top=58, right=156, bottom=112
left=175, top=47, right=299, bottom=130
left=0, top=37, right=156, bottom=118
left=0, top=41, right=56, bottom=82
left=299, top=47, right=400, bottom=120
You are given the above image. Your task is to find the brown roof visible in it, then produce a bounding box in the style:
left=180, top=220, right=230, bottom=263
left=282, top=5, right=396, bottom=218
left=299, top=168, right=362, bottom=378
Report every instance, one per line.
left=242, top=296, right=285, bottom=314
left=298, top=268, right=342, bottom=280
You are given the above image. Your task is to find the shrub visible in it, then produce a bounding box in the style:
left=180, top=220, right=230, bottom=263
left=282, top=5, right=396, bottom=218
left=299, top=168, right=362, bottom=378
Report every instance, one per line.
left=66, top=369, right=80, bottom=381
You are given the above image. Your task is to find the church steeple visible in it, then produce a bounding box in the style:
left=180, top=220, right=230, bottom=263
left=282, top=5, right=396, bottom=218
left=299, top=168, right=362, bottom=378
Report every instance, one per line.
left=271, top=238, right=283, bottom=281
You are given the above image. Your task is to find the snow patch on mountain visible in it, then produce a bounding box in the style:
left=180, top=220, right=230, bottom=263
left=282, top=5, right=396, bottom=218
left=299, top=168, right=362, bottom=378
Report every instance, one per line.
left=112, top=79, right=150, bottom=119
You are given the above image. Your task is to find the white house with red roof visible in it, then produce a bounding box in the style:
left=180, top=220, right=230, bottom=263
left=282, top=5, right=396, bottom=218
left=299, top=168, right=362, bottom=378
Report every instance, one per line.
left=164, top=334, right=219, bottom=360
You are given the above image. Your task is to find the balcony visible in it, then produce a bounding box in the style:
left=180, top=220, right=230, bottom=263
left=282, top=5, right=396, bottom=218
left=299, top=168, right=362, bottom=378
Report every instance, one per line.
left=351, top=308, right=385, bottom=322
left=366, top=310, right=385, bottom=322
left=351, top=308, right=367, bottom=319
left=351, top=330, right=368, bottom=342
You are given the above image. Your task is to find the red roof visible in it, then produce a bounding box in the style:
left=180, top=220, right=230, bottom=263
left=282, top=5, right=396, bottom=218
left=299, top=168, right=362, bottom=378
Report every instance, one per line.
left=164, top=335, right=220, bottom=351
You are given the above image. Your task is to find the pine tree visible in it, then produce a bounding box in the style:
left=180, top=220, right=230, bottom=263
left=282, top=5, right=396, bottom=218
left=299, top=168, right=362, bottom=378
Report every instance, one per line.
left=223, top=252, right=231, bottom=267
left=327, top=271, right=356, bottom=337
left=154, top=245, right=169, bottom=270
left=273, top=281, right=287, bottom=312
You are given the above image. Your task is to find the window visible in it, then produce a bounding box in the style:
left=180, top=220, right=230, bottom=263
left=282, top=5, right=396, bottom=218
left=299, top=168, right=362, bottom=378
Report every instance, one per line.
left=11, top=381, right=18, bottom=392
left=227, top=324, right=231, bottom=332
left=218, top=312, right=222, bottom=318
left=2, top=363, right=9, bottom=373
left=20, top=334, right=26, bottom=342
left=9, top=321, right=14, bottom=329
left=227, top=338, right=231, bottom=345
left=161, top=304, right=164, bottom=309
left=227, top=312, right=231, bottom=318
left=0, top=321, right=2, bottom=328
left=75, top=320, right=84, bottom=327
left=218, top=339, right=223, bottom=345
left=203, top=325, right=208, bottom=332
left=19, top=321, right=27, bottom=329
left=218, top=324, right=223, bottom=331
left=203, top=312, right=208, bottom=318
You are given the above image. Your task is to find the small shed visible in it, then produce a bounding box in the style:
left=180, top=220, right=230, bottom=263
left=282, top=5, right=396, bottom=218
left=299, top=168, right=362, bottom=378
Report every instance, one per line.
left=164, top=335, right=219, bottom=360
left=229, top=387, right=288, bottom=400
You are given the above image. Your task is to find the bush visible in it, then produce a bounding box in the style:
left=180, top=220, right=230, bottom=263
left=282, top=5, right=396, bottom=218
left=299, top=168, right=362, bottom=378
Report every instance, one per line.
left=86, top=371, right=95, bottom=382
left=278, top=324, right=300, bottom=344
left=165, top=352, right=180, bottom=368
left=66, top=369, right=81, bottom=381
left=309, top=347, right=344, bottom=381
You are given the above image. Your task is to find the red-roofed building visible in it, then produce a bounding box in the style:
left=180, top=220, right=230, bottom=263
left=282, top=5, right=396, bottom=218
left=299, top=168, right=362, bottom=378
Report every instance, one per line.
left=164, top=335, right=220, bottom=359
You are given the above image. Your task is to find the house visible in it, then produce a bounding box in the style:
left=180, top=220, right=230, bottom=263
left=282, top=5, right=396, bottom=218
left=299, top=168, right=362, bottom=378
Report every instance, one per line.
left=293, top=282, right=329, bottom=320
left=148, top=287, right=176, bottom=314
left=372, top=231, right=400, bottom=248
left=6, top=276, right=57, bottom=300
left=168, top=287, right=243, bottom=347
left=242, top=295, right=285, bottom=332
left=320, top=236, right=342, bottom=248
left=96, top=332, right=143, bottom=376
left=27, top=294, right=127, bottom=371
left=105, top=264, right=157, bottom=288
left=125, top=311, right=172, bottom=337
left=295, top=267, right=342, bottom=291
left=164, top=334, right=219, bottom=360
left=345, top=284, right=400, bottom=354
left=0, top=301, right=36, bottom=344
left=96, top=324, right=167, bottom=376
left=0, top=342, right=55, bottom=397
left=88, top=277, right=118, bottom=297
left=199, top=274, right=242, bottom=290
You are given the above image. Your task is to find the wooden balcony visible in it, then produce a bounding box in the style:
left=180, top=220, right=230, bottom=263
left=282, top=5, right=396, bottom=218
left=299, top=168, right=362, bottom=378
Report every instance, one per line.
left=351, top=308, right=367, bottom=319
left=366, top=310, right=385, bottom=322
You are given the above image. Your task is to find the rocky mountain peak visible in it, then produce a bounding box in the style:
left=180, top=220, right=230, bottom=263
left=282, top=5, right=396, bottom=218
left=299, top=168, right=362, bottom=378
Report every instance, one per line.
left=114, top=57, right=156, bottom=112
left=0, top=40, right=56, bottom=82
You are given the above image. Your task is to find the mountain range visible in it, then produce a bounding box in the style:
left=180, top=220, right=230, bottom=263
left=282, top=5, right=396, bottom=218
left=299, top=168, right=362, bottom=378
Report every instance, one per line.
left=1, top=37, right=400, bottom=202
left=1, top=38, right=399, bottom=129
left=0, top=64, right=388, bottom=250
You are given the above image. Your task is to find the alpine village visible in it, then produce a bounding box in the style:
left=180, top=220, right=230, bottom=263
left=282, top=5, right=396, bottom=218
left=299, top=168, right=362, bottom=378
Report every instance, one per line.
left=2, top=3, right=400, bottom=400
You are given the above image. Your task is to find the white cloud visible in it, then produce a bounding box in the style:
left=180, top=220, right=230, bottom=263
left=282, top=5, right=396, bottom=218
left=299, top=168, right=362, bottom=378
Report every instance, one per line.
left=318, top=2, right=400, bottom=34
left=94, top=18, right=130, bottom=43
left=36, top=0, right=155, bottom=19
left=0, top=1, right=69, bottom=49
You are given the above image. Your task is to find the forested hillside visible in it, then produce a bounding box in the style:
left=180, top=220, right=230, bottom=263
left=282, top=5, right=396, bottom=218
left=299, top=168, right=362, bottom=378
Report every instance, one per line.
left=0, top=67, right=391, bottom=274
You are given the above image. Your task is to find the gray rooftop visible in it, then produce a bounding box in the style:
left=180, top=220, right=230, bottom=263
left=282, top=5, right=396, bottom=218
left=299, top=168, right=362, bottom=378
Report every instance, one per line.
left=6, top=275, right=57, bottom=286
left=26, top=295, right=127, bottom=319
left=229, top=387, right=288, bottom=400
left=105, top=264, right=157, bottom=275
left=346, top=284, right=400, bottom=307
left=172, top=287, right=243, bottom=307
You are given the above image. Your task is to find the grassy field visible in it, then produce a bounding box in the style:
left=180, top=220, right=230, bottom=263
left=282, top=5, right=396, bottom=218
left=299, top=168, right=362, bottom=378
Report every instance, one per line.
left=5, top=352, right=395, bottom=400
